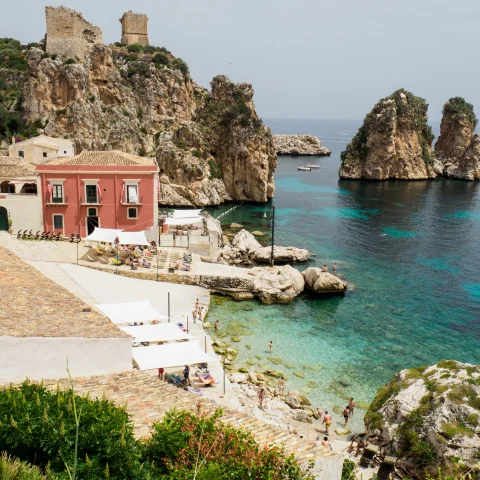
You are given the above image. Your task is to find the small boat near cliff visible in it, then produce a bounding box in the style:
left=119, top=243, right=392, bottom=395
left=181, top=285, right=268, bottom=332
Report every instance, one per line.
left=297, top=166, right=311, bottom=171
left=306, top=164, right=320, bottom=169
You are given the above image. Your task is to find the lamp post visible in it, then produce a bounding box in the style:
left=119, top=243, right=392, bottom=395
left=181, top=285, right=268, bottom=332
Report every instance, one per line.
left=270, top=204, right=275, bottom=267
left=186, top=315, right=189, bottom=334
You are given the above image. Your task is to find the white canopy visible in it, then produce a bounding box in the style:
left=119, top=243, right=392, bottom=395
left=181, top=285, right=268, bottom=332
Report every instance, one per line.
left=172, top=209, right=203, bottom=219
left=118, top=231, right=149, bottom=246
left=164, top=216, right=204, bottom=226
left=95, top=299, right=168, bottom=324
left=133, top=340, right=216, bottom=370
left=86, top=227, right=122, bottom=243
left=120, top=323, right=195, bottom=342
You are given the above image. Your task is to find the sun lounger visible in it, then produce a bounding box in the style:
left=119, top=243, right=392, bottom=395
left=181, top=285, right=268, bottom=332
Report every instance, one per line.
left=195, top=372, right=216, bottom=386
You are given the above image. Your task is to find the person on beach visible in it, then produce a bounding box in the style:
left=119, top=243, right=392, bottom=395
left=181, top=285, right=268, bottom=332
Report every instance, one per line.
left=183, top=365, right=191, bottom=386
left=278, top=377, right=285, bottom=395
left=258, top=387, right=266, bottom=409
left=333, top=263, right=338, bottom=273
left=321, top=437, right=332, bottom=449
left=322, top=411, right=332, bottom=435
left=348, top=398, right=356, bottom=416
left=214, top=319, right=219, bottom=332
left=269, top=340, right=273, bottom=353
left=195, top=298, right=199, bottom=309
left=158, top=367, right=164, bottom=380
left=192, top=310, right=197, bottom=323
left=343, top=406, right=350, bottom=426
left=321, top=265, right=328, bottom=272
left=316, top=407, right=322, bottom=419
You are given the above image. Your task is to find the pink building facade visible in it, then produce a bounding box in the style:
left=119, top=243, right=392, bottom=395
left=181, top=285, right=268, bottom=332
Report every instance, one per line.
left=36, top=151, right=158, bottom=238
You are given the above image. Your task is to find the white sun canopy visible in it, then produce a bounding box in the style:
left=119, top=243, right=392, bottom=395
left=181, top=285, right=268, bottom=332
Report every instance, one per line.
left=172, top=209, right=203, bottom=219
left=120, top=324, right=195, bottom=342
left=118, top=231, right=149, bottom=246
left=95, top=299, right=168, bottom=324
left=165, top=216, right=204, bottom=226
left=133, top=340, right=216, bottom=370
left=86, top=227, right=122, bottom=243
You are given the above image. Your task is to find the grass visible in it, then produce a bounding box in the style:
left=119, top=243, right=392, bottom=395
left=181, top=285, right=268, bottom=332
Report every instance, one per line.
left=442, top=422, right=475, bottom=439
left=437, top=360, right=459, bottom=371
left=465, top=413, right=479, bottom=426
left=0, top=453, right=47, bottom=479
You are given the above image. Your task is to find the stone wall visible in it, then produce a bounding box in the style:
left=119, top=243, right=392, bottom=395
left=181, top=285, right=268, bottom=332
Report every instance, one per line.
left=46, top=6, right=103, bottom=61
left=0, top=194, right=42, bottom=232
left=120, top=11, right=149, bottom=46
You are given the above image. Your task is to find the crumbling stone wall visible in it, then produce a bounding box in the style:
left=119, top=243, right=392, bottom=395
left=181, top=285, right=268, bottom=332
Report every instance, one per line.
left=45, top=6, right=103, bottom=61
left=120, top=11, right=149, bottom=46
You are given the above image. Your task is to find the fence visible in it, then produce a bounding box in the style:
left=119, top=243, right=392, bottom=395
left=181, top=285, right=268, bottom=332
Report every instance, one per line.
left=158, top=234, right=211, bottom=248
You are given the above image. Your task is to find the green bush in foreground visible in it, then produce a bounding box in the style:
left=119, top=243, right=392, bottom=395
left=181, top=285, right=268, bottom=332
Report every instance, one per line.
left=0, top=453, right=49, bottom=480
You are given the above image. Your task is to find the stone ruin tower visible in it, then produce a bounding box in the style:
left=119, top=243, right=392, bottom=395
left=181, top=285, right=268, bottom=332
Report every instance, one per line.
left=45, top=6, right=103, bottom=61
left=120, top=11, right=149, bottom=46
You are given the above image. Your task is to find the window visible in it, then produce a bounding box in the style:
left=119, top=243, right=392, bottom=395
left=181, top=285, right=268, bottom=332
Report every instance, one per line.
left=42, top=152, right=47, bottom=158
left=85, top=184, right=98, bottom=204
left=87, top=207, right=97, bottom=217
left=52, top=184, right=63, bottom=203
left=127, top=185, right=138, bottom=203
left=128, top=207, right=138, bottom=219
left=53, top=214, right=63, bottom=231
left=18, top=151, right=24, bottom=158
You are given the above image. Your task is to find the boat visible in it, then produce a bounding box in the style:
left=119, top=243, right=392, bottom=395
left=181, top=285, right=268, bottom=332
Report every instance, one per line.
left=297, top=166, right=311, bottom=171
left=306, top=164, right=320, bottom=169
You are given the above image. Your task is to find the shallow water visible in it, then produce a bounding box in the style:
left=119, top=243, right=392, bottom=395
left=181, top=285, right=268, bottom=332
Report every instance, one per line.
left=206, top=119, right=480, bottom=431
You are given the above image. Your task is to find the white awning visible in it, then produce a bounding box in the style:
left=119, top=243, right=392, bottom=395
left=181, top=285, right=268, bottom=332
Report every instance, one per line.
left=86, top=227, right=122, bottom=243
left=172, top=209, right=203, bottom=219
left=95, top=299, right=168, bottom=324
left=118, top=231, right=149, bottom=246
left=133, top=340, right=216, bottom=370
left=164, top=216, right=203, bottom=226
left=120, top=324, right=195, bottom=342
left=8, top=180, right=36, bottom=185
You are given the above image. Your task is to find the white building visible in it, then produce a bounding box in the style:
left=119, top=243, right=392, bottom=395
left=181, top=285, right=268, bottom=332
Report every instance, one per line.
left=9, top=135, right=75, bottom=164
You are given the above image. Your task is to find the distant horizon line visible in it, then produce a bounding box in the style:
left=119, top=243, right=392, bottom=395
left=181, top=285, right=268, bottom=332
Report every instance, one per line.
left=261, top=117, right=442, bottom=123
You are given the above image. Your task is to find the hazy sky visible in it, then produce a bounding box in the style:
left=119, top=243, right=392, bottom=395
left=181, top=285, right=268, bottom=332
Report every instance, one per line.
left=3, top=0, right=480, bottom=121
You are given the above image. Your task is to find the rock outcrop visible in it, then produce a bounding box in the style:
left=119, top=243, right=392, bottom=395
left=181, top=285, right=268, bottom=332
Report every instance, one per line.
left=435, top=97, right=480, bottom=180
left=254, top=246, right=310, bottom=263
left=274, top=134, right=331, bottom=156
left=365, top=360, right=480, bottom=469
left=302, top=267, right=347, bottom=294
left=339, top=89, right=437, bottom=180
left=250, top=265, right=305, bottom=304
left=11, top=8, right=276, bottom=206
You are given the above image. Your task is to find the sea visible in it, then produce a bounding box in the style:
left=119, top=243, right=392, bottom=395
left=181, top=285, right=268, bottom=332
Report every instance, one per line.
left=206, top=118, right=480, bottom=431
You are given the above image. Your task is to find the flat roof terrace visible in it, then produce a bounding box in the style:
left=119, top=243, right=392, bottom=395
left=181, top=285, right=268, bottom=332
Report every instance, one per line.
left=0, top=245, right=129, bottom=339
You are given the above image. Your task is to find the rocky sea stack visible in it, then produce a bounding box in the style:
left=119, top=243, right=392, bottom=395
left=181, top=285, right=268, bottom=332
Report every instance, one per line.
left=435, top=97, right=480, bottom=180
left=274, top=134, right=331, bottom=156
left=1, top=7, right=276, bottom=206
left=339, top=89, right=437, bottom=180
left=365, top=360, right=480, bottom=472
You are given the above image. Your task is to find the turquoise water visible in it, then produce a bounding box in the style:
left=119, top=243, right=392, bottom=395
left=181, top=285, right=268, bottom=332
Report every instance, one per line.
left=206, top=119, right=480, bottom=431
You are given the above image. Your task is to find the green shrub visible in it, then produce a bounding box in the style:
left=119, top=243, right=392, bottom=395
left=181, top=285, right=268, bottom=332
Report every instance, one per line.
left=437, top=360, right=459, bottom=371
left=152, top=52, right=169, bottom=67
left=443, top=97, right=478, bottom=127
left=0, top=453, right=49, bottom=480
left=64, top=58, right=76, bottom=65
left=172, top=58, right=189, bottom=76
left=442, top=421, right=474, bottom=439
left=143, top=409, right=314, bottom=479
left=466, top=413, right=479, bottom=426
left=192, top=149, right=202, bottom=158
left=142, top=45, right=159, bottom=54
left=127, top=61, right=149, bottom=78
left=88, top=94, right=95, bottom=103
left=0, top=381, right=142, bottom=479
left=140, top=126, right=148, bottom=135
left=127, top=43, right=143, bottom=53
left=209, top=159, right=222, bottom=179
left=341, top=458, right=356, bottom=480
left=124, top=53, right=138, bottom=62
left=0, top=38, right=27, bottom=72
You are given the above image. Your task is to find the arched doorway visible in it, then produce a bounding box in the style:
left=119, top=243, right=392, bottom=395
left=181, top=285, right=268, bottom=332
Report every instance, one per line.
left=0, top=181, right=11, bottom=193
left=0, top=207, right=8, bottom=231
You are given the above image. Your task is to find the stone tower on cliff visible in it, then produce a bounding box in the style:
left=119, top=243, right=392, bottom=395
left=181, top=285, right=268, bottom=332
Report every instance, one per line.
left=120, top=11, right=149, bottom=46
left=45, top=6, right=102, bottom=61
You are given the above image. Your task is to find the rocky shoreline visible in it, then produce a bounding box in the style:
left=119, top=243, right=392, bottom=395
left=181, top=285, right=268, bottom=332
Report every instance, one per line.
left=274, top=134, right=331, bottom=156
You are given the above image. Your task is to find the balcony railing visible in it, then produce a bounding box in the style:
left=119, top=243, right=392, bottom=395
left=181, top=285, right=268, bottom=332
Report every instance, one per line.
left=46, top=195, right=68, bottom=205
left=79, top=196, right=102, bottom=206
left=122, top=196, right=143, bottom=205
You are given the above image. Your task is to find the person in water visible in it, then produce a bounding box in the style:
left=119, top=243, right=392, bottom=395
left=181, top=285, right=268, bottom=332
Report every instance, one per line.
left=269, top=340, right=273, bottom=353
left=333, top=263, right=338, bottom=273
left=322, top=411, right=332, bottom=435
left=348, top=398, right=356, bottom=416
left=343, top=406, right=351, bottom=426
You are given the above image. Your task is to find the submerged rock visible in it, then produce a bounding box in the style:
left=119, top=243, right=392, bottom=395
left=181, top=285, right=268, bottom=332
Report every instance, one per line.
left=339, top=89, right=436, bottom=180
left=302, top=267, right=347, bottom=294
left=274, top=134, right=331, bottom=156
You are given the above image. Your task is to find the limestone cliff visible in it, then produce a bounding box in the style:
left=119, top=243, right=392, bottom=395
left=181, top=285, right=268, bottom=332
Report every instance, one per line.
left=3, top=10, right=276, bottom=206
left=339, top=89, right=436, bottom=180
left=435, top=97, right=480, bottom=180
left=365, top=360, right=480, bottom=471
left=274, top=134, right=331, bottom=156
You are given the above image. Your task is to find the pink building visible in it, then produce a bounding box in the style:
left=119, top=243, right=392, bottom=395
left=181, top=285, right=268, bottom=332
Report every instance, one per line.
left=36, top=151, right=158, bottom=238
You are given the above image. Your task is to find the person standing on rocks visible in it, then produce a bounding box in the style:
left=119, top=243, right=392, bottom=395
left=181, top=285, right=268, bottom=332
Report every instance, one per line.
left=269, top=340, right=273, bottom=353
left=343, top=405, right=351, bottom=426
left=214, top=319, right=219, bottom=332
left=278, top=377, right=285, bottom=395
left=333, top=263, right=338, bottom=273
left=322, top=411, right=332, bottom=435
left=258, top=387, right=266, bottom=409
left=348, top=398, right=356, bottom=416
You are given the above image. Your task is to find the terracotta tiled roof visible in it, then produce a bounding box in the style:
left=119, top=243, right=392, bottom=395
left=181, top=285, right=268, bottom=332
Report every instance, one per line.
left=0, top=157, right=36, bottom=179
left=44, top=150, right=157, bottom=167
left=0, top=246, right=130, bottom=338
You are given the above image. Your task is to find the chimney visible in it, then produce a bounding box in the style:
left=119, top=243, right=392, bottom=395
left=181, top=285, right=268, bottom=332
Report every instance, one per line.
left=12, top=136, right=15, bottom=145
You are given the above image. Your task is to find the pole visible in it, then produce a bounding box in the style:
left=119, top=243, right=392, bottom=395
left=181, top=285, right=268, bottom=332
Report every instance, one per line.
left=223, top=360, right=226, bottom=395
left=187, top=315, right=189, bottom=334
left=115, top=242, right=118, bottom=275
left=168, top=292, right=170, bottom=323
left=156, top=231, right=159, bottom=282
left=270, top=204, right=275, bottom=267
left=204, top=336, right=207, bottom=353
left=76, top=232, right=79, bottom=265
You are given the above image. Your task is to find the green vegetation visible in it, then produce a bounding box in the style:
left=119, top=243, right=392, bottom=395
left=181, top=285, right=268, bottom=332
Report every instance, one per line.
left=127, top=43, right=143, bottom=53
left=443, top=97, right=478, bottom=127
left=192, top=148, right=202, bottom=158
left=442, top=422, right=474, bottom=440
left=447, top=384, right=480, bottom=409
left=465, top=413, right=479, bottom=426
left=152, top=52, right=169, bottom=67
left=0, top=38, right=27, bottom=72
left=341, top=459, right=356, bottom=480
left=209, top=159, right=222, bottom=179
left=0, top=453, right=48, bottom=480
left=437, top=360, right=459, bottom=371
left=63, top=58, right=76, bottom=65
left=172, top=58, right=189, bottom=77
left=0, top=382, right=311, bottom=479
left=405, top=365, right=428, bottom=380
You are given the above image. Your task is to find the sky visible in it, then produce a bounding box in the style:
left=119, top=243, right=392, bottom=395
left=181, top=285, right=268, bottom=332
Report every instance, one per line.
left=3, top=0, right=480, bottom=121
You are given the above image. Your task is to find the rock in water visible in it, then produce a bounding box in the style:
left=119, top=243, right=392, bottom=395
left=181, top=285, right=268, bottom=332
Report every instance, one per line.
left=302, top=267, right=347, bottom=294
left=274, top=134, right=331, bottom=156
left=365, top=360, right=480, bottom=470
left=435, top=97, right=480, bottom=180
left=231, top=229, right=262, bottom=254
left=254, top=246, right=310, bottom=263
left=251, top=265, right=305, bottom=304
left=339, top=89, right=437, bottom=180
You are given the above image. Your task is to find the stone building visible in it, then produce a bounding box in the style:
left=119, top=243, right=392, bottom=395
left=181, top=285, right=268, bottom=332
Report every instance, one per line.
left=45, top=6, right=103, bottom=61
left=9, top=135, right=75, bottom=164
left=120, top=11, right=149, bottom=46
